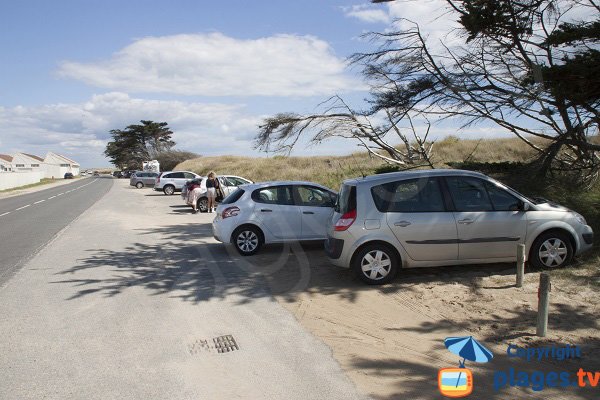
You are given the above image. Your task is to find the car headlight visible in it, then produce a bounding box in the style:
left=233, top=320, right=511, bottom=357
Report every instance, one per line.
left=572, top=212, right=587, bottom=225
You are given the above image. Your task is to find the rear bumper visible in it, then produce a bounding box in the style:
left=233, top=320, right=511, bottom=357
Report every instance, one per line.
left=324, top=236, right=344, bottom=260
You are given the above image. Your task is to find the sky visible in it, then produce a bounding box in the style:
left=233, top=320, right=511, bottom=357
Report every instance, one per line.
left=0, top=0, right=510, bottom=167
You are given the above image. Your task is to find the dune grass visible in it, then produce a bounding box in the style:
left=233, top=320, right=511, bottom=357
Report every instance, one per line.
left=177, top=136, right=539, bottom=189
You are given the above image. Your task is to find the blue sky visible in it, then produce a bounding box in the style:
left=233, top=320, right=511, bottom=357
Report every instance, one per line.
left=0, top=0, right=507, bottom=167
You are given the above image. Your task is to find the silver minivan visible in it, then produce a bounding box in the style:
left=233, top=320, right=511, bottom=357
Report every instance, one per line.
left=325, top=170, right=593, bottom=284
left=130, top=171, right=159, bottom=188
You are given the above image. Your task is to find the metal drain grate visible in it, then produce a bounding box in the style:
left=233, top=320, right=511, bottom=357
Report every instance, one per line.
left=213, top=335, right=239, bottom=353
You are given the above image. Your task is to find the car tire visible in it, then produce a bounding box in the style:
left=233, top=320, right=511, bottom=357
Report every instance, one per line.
left=163, top=185, right=175, bottom=195
left=197, top=197, right=209, bottom=213
left=529, top=231, right=573, bottom=269
left=135, top=182, right=144, bottom=189
left=232, top=226, right=263, bottom=256
left=352, top=243, right=399, bottom=285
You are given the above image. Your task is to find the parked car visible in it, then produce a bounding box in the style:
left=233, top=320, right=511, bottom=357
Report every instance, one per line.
left=325, top=169, right=594, bottom=285
left=64, top=172, right=74, bottom=179
left=154, top=171, right=202, bottom=195
left=121, top=170, right=133, bottom=179
left=212, top=181, right=337, bottom=255
left=130, top=171, right=159, bottom=188
left=189, top=175, right=254, bottom=212
left=93, top=171, right=99, bottom=176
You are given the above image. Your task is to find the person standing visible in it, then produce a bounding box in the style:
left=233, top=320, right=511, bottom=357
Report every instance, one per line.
left=206, top=172, right=220, bottom=213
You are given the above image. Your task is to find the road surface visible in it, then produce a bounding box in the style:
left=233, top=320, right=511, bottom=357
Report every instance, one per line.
left=0, top=178, right=367, bottom=400
left=0, top=177, right=112, bottom=286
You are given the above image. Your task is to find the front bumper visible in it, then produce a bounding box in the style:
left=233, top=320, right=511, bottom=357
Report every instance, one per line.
left=575, top=225, right=594, bottom=255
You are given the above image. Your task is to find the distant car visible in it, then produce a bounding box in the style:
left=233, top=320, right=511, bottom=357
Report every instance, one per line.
left=154, top=171, right=202, bottom=195
left=180, top=175, right=253, bottom=212
left=121, top=171, right=133, bottom=179
left=64, top=172, right=74, bottom=179
left=212, top=181, right=337, bottom=255
left=130, top=171, right=159, bottom=188
left=93, top=171, right=99, bottom=176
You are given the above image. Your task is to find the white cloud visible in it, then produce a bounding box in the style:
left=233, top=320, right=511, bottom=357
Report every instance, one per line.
left=58, top=33, right=361, bottom=97
left=0, top=92, right=265, bottom=166
left=343, top=4, right=391, bottom=24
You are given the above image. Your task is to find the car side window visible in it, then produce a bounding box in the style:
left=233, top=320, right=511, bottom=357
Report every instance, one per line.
left=183, top=172, right=196, bottom=179
left=252, top=186, right=294, bottom=205
left=225, top=177, right=244, bottom=186
left=446, top=177, right=493, bottom=212
left=295, top=186, right=335, bottom=207
left=169, top=172, right=184, bottom=179
left=485, top=182, right=521, bottom=211
left=371, top=178, right=446, bottom=212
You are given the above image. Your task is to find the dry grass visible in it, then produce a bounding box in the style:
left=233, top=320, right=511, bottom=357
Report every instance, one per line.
left=176, top=136, right=538, bottom=189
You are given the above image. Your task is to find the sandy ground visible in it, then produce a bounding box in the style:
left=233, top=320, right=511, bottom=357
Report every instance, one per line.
left=253, top=239, right=600, bottom=399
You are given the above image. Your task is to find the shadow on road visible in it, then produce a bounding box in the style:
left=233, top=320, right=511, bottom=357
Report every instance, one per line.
left=52, top=221, right=600, bottom=399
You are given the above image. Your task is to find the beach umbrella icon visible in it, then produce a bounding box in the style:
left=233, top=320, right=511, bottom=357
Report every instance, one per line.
left=445, top=336, right=493, bottom=367
left=444, top=336, right=493, bottom=389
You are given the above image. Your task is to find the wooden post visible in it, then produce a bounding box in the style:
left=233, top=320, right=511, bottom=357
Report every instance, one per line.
left=536, top=273, right=551, bottom=337
left=516, top=244, right=525, bottom=287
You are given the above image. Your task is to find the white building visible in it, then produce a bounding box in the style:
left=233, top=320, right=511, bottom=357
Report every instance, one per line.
left=11, top=153, right=45, bottom=173
left=43, top=152, right=80, bottom=178
left=0, top=154, right=13, bottom=172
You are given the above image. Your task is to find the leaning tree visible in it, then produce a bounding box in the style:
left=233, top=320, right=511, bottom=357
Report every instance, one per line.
left=358, top=0, right=600, bottom=182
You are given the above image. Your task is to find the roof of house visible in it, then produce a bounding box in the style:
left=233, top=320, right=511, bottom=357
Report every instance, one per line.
left=0, top=154, right=13, bottom=162
left=21, top=153, right=44, bottom=162
left=51, top=152, right=79, bottom=166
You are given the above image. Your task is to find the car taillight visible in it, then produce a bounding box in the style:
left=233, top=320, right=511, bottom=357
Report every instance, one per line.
left=334, top=209, right=356, bottom=231
left=156, top=173, right=162, bottom=183
left=222, top=206, right=240, bottom=219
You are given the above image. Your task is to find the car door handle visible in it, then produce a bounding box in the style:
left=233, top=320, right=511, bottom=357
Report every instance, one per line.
left=303, top=211, right=315, bottom=215
left=458, top=219, right=474, bottom=225
left=260, top=209, right=273, bottom=212
left=394, top=221, right=411, bottom=227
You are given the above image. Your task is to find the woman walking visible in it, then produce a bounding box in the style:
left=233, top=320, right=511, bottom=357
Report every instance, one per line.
left=206, top=172, right=220, bottom=213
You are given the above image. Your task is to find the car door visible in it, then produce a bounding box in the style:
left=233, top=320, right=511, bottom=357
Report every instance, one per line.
left=145, top=173, right=158, bottom=186
left=294, top=185, right=336, bottom=239
left=218, top=177, right=232, bottom=197
left=445, top=176, right=528, bottom=260
left=373, top=177, right=459, bottom=262
left=252, top=185, right=302, bottom=240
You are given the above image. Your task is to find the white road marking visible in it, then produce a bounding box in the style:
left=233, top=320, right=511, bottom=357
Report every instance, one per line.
left=34, top=200, right=45, bottom=204
left=57, top=193, right=64, bottom=196
left=15, top=205, right=31, bottom=211
left=0, top=212, right=10, bottom=217
left=48, top=196, right=56, bottom=200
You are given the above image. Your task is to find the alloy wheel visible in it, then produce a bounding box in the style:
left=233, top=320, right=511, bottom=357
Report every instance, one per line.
left=538, top=238, right=568, bottom=267
left=237, top=230, right=259, bottom=253
left=360, top=250, right=392, bottom=281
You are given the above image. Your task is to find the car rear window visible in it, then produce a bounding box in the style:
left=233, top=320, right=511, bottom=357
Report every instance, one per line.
left=221, top=188, right=245, bottom=205
left=335, top=184, right=356, bottom=214
left=371, top=178, right=445, bottom=213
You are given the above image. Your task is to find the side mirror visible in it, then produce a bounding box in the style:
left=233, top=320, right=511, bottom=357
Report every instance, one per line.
left=518, top=201, right=530, bottom=211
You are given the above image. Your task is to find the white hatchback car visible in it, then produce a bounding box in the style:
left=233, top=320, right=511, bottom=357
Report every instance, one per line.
left=212, top=181, right=337, bottom=255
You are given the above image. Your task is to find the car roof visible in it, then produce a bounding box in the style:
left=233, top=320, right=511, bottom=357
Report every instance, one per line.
left=341, top=169, right=489, bottom=186
left=161, top=170, right=198, bottom=175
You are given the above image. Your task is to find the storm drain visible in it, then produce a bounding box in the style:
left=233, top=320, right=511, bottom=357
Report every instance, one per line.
left=188, top=335, right=239, bottom=355
left=213, top=335, right=239, bottom=353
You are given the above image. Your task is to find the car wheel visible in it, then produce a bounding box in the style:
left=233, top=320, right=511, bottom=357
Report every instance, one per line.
left=352, top=243, right=399, bottom=285
left=529, top=231, right=573, bottom=269
left=135, top=182, right=144, bottom=189
left=197, top=197, right=209, bottom=213
left=233, top=226, right=263, bottom=256
left=163, top=185, right=175, bottom=195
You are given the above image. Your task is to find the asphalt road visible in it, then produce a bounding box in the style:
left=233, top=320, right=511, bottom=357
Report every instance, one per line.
left=0, top=176, right=113, bottom=286
left=0, top=179, right=367, bottom=399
